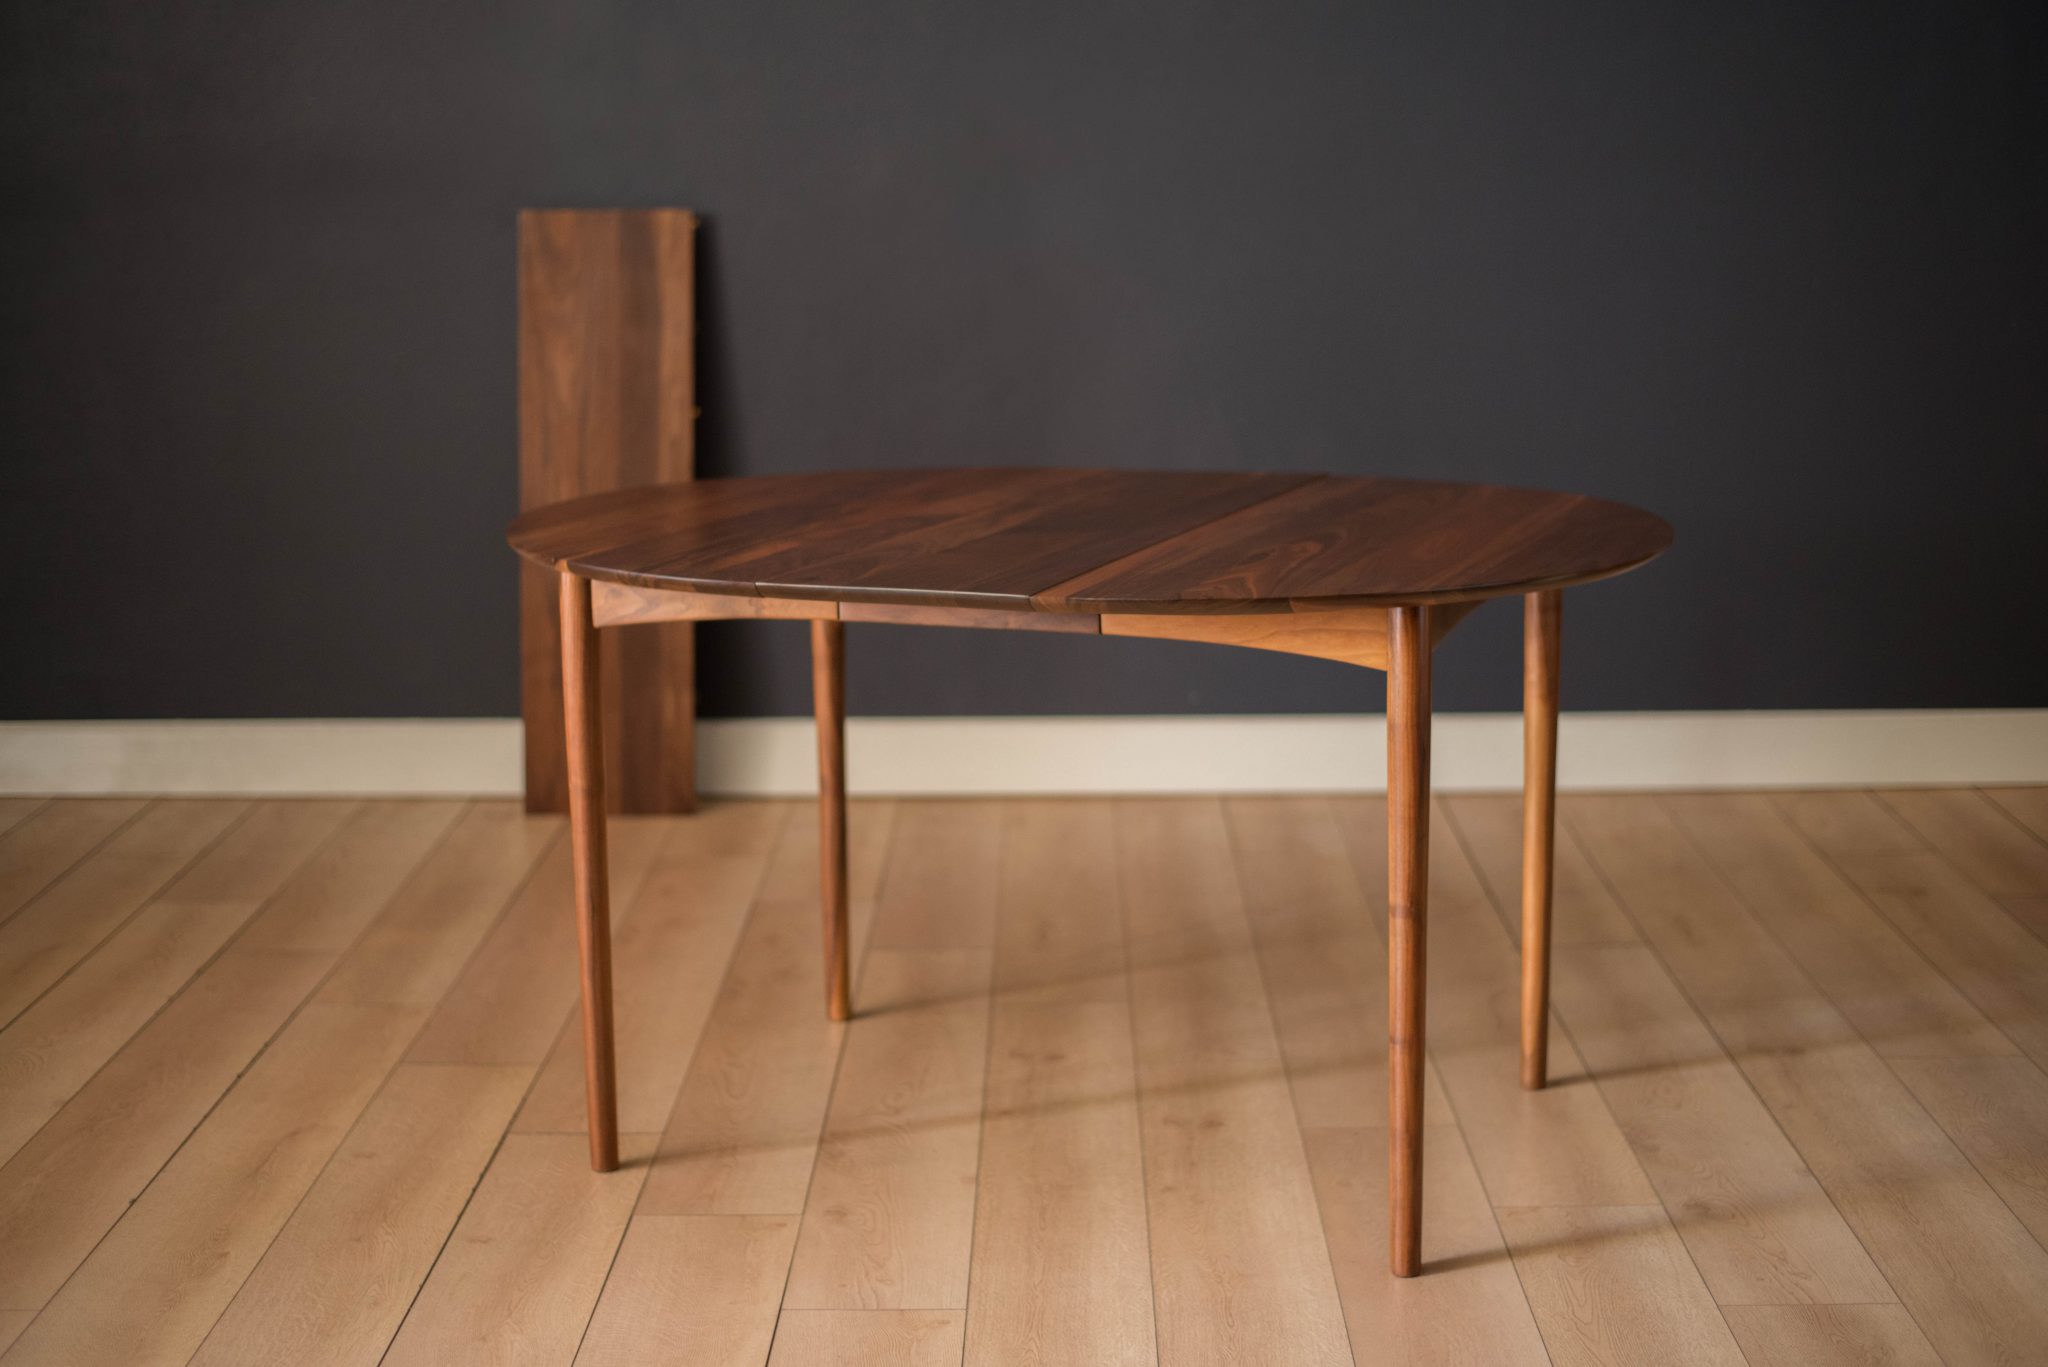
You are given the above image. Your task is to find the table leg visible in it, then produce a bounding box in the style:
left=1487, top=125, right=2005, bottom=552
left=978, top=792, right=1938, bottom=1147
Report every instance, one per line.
left=560, top=570, right=619, bottom=1172
left=1521, top=590, right=1562, bottom=1090
left=812, top=619, right=851, bottom=1022
left=1387, top=603, right=1431, bottom=1277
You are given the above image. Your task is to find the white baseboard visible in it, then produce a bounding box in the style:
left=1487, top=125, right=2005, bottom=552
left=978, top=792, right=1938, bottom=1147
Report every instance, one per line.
left=1, top=711, right=2043, bottom=797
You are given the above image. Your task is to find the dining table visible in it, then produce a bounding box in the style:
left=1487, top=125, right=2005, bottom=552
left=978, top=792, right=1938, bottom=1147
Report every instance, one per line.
left=508, top=466, right=1672, bottom=1276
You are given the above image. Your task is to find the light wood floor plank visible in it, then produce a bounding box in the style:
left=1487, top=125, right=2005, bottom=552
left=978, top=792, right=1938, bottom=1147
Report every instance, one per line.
left=1459, top=795, right=1891, bottom=1305
left=0, top=799, right=354, bottom=1162
left=0, top=801, right=467, bottom=1310
left=0, top=799, right=44, bottom=841
left=768, top=1310, right=965, bottom=1367
left=1984, top=788, right=2048, bottom=938
left=1736, top=1041, right=2048, bottom=1363
left=963, top=801, right=1152, bottom=1367
left=638, top=803, right=894, bottom=1216
left=1, top=791, right=2043, bottom=1365
left=1444, top=793, right=1639, bottom=946
left=783, top=803, right=996, bottom=1311
left=1886, top=1055, right=2048, bottom=1249
left=0, top=799, right=245, bottom=1026
left=782, top=948, right=992, bottom=1310
left=1187, top=795, right=1441, bottom=1360
left=1986, top=786, right=2048, bottom=841
left=1777, top=791, right=1925, bottom=856
left=0, top=797, right=148, bottom=925
left=223, top=800, right=465, bottom=953
left=0, top=1000, right=429, bottom=1367
left=866, top=800, right=1002, bottom=951
left=1570, top=794, right=2048, bottom=1366
left=381, top=1132, right=656, bottom=1367
left=1668, top=793, right=2015, bottom=1058
left=407, top=819, right=667, bottom=1065
left=575, top=1215, right=798, bottom=1367
left=189, top=1062, right=532, bottom=1367
left=1565, top=796, right=1857, bottom=1060
left=1333, top=796, right=1655, bottom=1206
left=1304, top=1124, right=1549, bottom=1365
left=0, top=947, right=331, bottom=1309
left=1789, top=791, right=2048, bottom=1070
left=317, top=801, right=563, bottom=1006
left=1500, top=1205, right=1748, bottom=1367
left=1720, top=1304, right=1944, bottom=1367
left=1882, top=788, right=2048, bottom=905
left=516, top=803, right=785, bottom=1134
left=1551, top=943, right=1891, bottom=1305
left=1238, top=796, right=1454, bottom=1130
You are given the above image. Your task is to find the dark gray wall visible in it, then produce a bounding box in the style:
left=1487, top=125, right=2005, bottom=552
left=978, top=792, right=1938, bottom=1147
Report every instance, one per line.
left=4, top=2, right=2043, bottom=720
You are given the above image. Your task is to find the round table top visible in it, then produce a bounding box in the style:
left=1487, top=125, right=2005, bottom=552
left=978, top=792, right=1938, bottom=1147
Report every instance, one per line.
left=508, top=469, right=1671, bottom=614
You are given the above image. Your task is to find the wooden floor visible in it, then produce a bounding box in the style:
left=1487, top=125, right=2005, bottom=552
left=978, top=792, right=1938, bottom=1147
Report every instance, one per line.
left=2, top=790, right=2047, bottom=1365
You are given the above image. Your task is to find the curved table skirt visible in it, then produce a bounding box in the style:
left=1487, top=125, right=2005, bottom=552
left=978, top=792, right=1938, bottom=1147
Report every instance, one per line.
left=586, top=579, right=1484, bottom=673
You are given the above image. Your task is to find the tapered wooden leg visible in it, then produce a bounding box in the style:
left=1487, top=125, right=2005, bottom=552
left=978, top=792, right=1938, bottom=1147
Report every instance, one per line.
left=1521, top=590, right=1562, bottom=1090
left=560, top=571, right=619, bottom=1172
left=1387, top=603, right=1432, bottom=1277
left=813, top=619, right=851, bottom=1022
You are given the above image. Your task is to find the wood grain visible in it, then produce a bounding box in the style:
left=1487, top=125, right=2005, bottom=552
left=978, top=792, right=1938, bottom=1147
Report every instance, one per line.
left=781, top=947, right=992, bottom=1309
left=1787, top=791, right=2048, bottom=1069
left=768, top=1310, right=966, bottom=1366
left=965, top=801, right=1152, bottom=1367
left=309, top=801, right=562, bottom=1008
left=0, top=798, right=147, bottom=925
left=562, top=570, right=620, bottom=1170
left=1230, top=804, right=1540, bottom=1364
left=380, top=1133, right=656, bottom=1367
left=1882, top=788, right=2048, bottom=904
left=18, top=792, right=2044, bottom=1364
left=637, top=804, right=894, bottom=1215
left=0, top=799, right=244, bottom=1026
left=1235, top=797, right=1455, bottom=1131
left=406, top=819, right=667, bottom=1066
left=1720, top=1305, right=1943, bottom=1367
left=1570, top=793, right=2048, bottom=1365
left=1124, top=798, right=1353, bottom=1367
left=188, top=1063, right=532, bottom=1367
left=1037, top=472, right=1672, bottom=611
left=229, top=800, right=465, bottom=954
left=515, top=803, right=782, bottom=1134
left=2, top=1001, right=429, bottom=1366
left=0, top=799, right=42, bottom=840
left=815, top=620, right=852, bottom=1021
left=0, top=802, right=457, bottom=1310
left=636, top=880, right=856, bottom=1215
left=511, top=469, right=1671, bottom=614
left=575, top=1215, right=798, bottom=1367
left=1442, top=794, right=1638, bottom=947
left=1497, top=1204, right=1748, bottom=1367
left=519, top=208, right=697, bottom=815
left=1520, top=589, right=1561, bottom=1089
left=1551, top=944, right=1892, bottom=1305
left=1103, top=604, right=1391, bottom=668
left=1669, top=792, right=2016, bottom=1059
left=0, top=800, right=352, bottom=1162
left=1337, top=799, right=1656, bottom=1209
left=1303, top=1124, right=1549, bottom=1366
left=1887, top=1055, right=2048, bottom=1247
left=1387, top=604, right=1430, bottom=1275
left=0, top=948, right=332, bottom=1309
left=592, top=580, right=834, bottom=626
